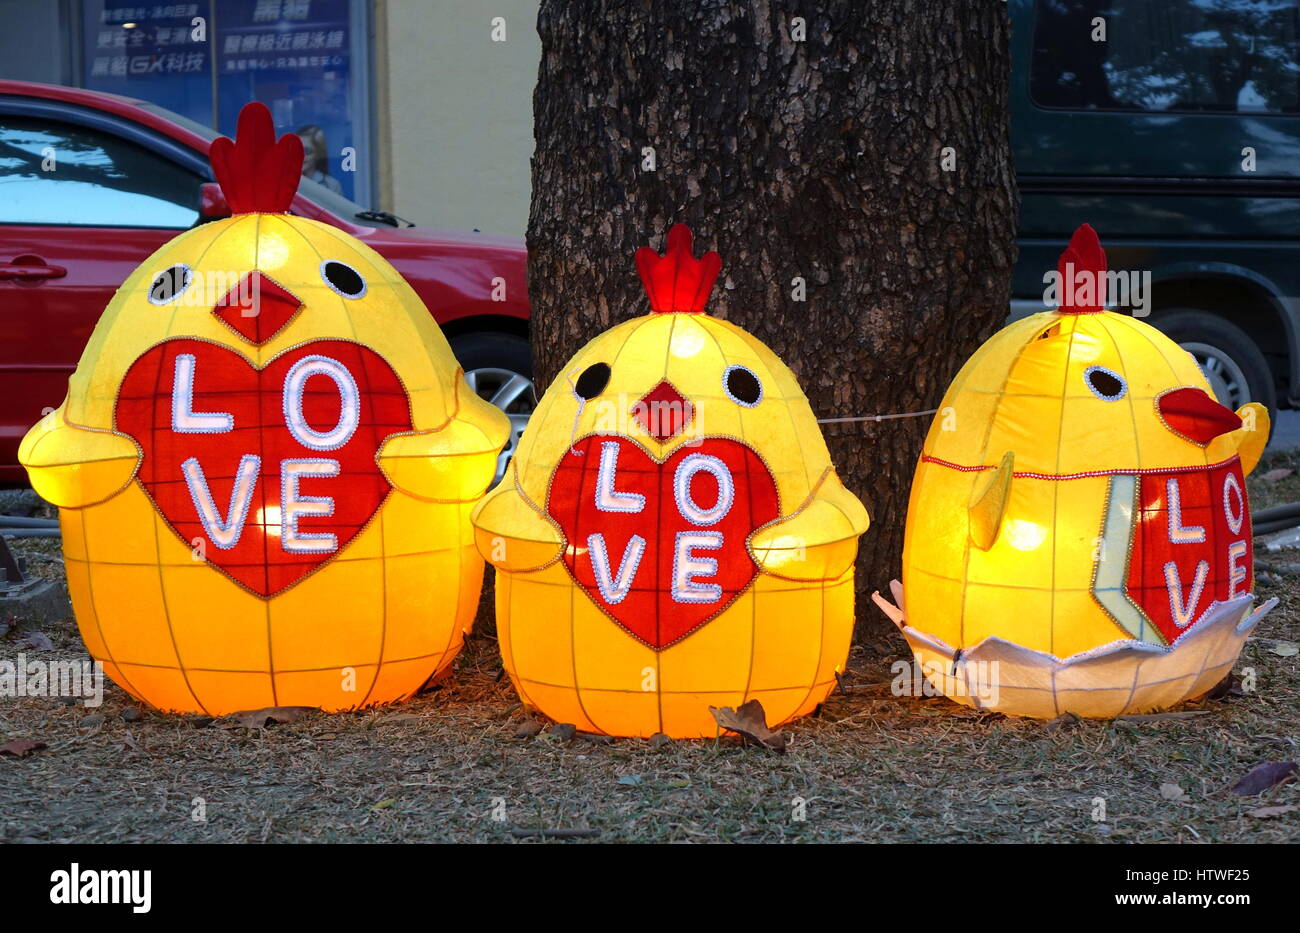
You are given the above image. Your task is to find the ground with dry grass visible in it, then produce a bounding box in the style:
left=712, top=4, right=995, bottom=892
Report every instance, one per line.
left=1, top=457, right=1298, bottom=844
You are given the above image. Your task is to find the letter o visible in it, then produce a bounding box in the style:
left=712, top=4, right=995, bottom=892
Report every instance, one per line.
left=283, top=355, right=360, bottom=451
left=1223, top=471, right=1245, bottom=535
left=673, top=453, right=735, bottom=525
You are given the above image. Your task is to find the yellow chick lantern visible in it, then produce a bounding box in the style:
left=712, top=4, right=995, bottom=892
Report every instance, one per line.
left=19, top=103, right=510, bottom=715
left=472, top=225, right=869, bottom=738
left=876, top=225, right=1276, bottom=719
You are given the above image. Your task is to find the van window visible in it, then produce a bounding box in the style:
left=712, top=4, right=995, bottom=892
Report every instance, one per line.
left=1031, top=0, right=1300, bottom=114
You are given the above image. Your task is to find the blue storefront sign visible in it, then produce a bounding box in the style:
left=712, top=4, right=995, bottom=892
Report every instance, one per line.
left=81, top=0, right=367, bottom=202
left=83, top=3, right=215, bottom=126
left=215, top=0, right=356, bottom=198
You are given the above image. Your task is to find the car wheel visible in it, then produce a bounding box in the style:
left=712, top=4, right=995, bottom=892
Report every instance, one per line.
left=1153, top=309, right=1277, bottom=434
left=450, top=332, right=536, bottom=486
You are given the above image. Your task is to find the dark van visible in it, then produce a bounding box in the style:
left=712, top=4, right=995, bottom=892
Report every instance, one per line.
left=1010, top=0, right=1300, bottom=423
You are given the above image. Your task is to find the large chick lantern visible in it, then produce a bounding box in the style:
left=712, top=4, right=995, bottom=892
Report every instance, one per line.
left=20, top=103, right=510, bottom=714
left=472, top=225, right=869, bottom=738
left=876, top=225, right=1276, bottom=718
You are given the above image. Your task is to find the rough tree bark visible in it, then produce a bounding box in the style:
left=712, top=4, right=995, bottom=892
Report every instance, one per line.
left=526, top=0, right=1017, bottom=633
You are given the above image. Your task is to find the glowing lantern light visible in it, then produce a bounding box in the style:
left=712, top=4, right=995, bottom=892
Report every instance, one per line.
left=19, top=103, right=509, bottom=715
left=472, top=225, right=869, bottom=738
left=876, top=224, right=1276, bottom=718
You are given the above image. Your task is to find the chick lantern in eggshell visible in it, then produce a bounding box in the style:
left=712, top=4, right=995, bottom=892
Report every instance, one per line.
left=20, top=103, right=510, bottom=715
left=472, top=225, right=869, bottom=738
left=876, top=224, right=1276, bottom=718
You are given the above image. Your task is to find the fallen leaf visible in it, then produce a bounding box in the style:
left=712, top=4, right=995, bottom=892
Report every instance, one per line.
left=217, top=706, right=317, bottom=729
left=709, top=699, right=787, bottom=753
left=1230, top=761, right=1298, bottom=796
left=1247, top=804, right=1297, bottom=819
left=544, top=722, right=576, bottom=742
left=649, top=732, right=673, bottom=751
left=1269, top=641, right=1298, bottom=657
left=1044, top=712, right=1083, bottom=733
left=371, top=798, right=395, bottom=810
left=0, top=739, right=45, bottom=758
left=1260, top=468, right=1293, bottom=482
left=121, top=732, right=151, bottom=756
left=491, top=702, right=522, bottom=720
left=18, top=631, right=54, bottom=651
left=1159, top=782, right=1186, bottom=802
left=513, top=718, right=543, bottom=739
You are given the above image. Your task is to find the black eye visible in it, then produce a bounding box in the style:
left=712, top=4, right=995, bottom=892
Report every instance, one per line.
left=723, top=365, right=762, bottom=407
left=321, top=260, right=366, bottom=298
left=573, top=362, right=611, bottom=400
left=1085, top=365, right=1127, bottom=401
left=148, top=264, right=192, bottom=305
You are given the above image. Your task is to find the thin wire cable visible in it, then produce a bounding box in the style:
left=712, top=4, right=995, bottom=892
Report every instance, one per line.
left=816, top=408, right=938, bottom=424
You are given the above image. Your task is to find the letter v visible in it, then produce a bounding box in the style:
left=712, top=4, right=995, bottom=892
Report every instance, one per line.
left=182, top=455, right=260, bottom=550
left=1164, top=559, right=1209, bottom=628
left=587, top=533, right=645, bottom=604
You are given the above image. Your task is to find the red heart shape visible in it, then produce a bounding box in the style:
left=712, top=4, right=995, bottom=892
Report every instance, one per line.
left=547, top=435, right=779, bottom=649
left=115, top=339, right=412, bottom=597
left=1125, top=459, right=1253, bottom=645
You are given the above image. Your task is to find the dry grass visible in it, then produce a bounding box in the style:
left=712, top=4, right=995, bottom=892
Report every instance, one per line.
left=1, top=469, right=1297, bottom=844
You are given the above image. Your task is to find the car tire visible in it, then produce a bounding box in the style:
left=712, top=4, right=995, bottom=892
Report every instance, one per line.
left=1152, top=309, right=1277, bottom=434
left=449, top=332, right=536, bottom=486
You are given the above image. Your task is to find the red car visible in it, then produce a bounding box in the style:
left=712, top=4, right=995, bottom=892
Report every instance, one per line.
left=0, top=80, right=535, bottom=485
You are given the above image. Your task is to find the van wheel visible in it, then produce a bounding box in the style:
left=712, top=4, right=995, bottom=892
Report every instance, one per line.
left=1153, top=310, right=1277, bottom=430
left=450, top=332, right=536, bottom=486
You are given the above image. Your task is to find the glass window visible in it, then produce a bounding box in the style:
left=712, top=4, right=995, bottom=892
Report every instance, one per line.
left=80, top=0, right=373, bottom=205
left=213, top=0, right=363, bottom=201
left=0, top=116, right=202, bottom=227
left=132, top=99, right=385, bottom=227
left=81, top=1, right=216, bottom=127
left=1031, top=0, right=1300, bottom=114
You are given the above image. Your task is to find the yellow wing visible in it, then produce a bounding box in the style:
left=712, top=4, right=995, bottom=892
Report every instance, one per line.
left=749, top=468, right=869, bottom=581
left=377, top=377, right=511, bottom=502
left=969, top=451, right=1014, bottom=551
left=19, top=405, right=140, bottom=508
left=1232, top=402, right=1269, bottom=477
left=470, top=460, right=565, bottom=572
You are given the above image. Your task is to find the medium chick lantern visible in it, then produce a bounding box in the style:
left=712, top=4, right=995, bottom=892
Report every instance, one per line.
left=472, top=225, right=869, bottom=738
left=20, top=103, right=509, bottom=714
left=877, top=225, right=1275, bottom=718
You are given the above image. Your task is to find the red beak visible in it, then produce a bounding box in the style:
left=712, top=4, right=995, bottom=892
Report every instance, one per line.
left=213, top=271, right=302, bottom=346
left=632, top=381, right=694, bottom=442
left=1157, top=387, right=1241, bottom=445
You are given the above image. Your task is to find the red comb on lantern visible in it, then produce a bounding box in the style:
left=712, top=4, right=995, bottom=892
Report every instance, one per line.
left=635, top=224, right=722, bottom=314
left=209, top=102, right=304, bottom=215
left=1057, top=223, right=1107, bottom=314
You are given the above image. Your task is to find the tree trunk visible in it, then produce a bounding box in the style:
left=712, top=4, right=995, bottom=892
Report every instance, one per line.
left=527, top=0, right=1017, bottom=635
